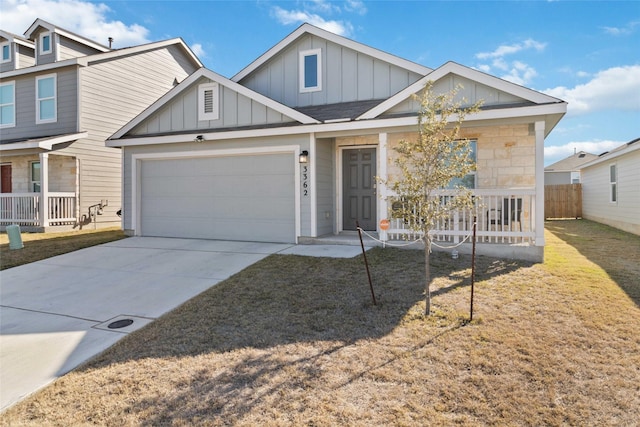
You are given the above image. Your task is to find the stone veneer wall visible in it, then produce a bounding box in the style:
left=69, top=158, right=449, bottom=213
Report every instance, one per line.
left=386, top=123, right=536, bottom=189
left=2, top=155, right=76, bottom=193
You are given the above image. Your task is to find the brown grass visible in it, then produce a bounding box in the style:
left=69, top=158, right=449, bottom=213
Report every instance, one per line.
left=2, top=219, right=639, bottom=426
left=0, top=227, right=127, bottom=270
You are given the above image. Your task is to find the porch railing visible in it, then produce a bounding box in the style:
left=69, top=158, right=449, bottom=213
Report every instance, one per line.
left=0, top=192, right=77, bottom=226
left=386, top=189, right=536, bottom=245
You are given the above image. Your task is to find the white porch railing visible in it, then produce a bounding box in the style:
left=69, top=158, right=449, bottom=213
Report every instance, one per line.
left=387, top=189, right=536, bottom=245
left=0, top=192, right=77, bottom=226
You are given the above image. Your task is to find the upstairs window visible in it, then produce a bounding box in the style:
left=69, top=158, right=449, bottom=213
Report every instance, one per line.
left=1, top=42, right=10, bottom=63
left=36, top=74, right=57, bottom=123
left=0, top=81, right=15, bottom=128
left=299, top=48, right=322, bottom=93
left=610, top=164, right=617, bottom=203
left=198, top=82, right=219, bottom=121
left=40, top=32, right=52, bottom=54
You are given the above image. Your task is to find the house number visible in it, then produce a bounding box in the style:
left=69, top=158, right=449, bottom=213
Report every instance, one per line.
left=302, top=165, right=309, bottom=196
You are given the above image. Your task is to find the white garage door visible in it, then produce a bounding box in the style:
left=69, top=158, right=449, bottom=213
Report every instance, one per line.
left=139, top=153, right=296, bottom=243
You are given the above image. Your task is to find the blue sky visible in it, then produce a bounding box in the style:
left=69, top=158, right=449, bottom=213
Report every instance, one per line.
left=2, top=0, right=638, bottom=165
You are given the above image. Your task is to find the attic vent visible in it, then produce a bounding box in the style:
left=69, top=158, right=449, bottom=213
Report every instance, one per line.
left=198, top=82, right=219, bottom=121
left=578, top=153, right=586, bottom=158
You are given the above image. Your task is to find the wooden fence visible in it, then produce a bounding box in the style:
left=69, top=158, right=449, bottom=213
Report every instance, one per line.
left=545, top=184, right=582, bottom=219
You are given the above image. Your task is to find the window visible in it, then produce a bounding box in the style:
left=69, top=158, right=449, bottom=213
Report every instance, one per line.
left=36, top=74, right=56, bottom=123
left=299, top=48, right=322, bottom=93
left=446, top=140, right=477, bottom=189
left=0, top=81, right=15, bottom=128
left=198, top=82, right=219, bottom=121
left=1, top=42, right=10, bottom=63
left=570, top=171, right=580, bottom=184
left=30, top=161, right=41, bottom=192
left=610, top=164, right=617, bottom=203
left=40, top=32, right=52, bottom=54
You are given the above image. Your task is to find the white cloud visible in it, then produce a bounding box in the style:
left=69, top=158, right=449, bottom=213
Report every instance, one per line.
left=475, top=38, right=546, bottom=60
left=190, top=43, right=206, bottom=59
left=543, top=65, right=640, bottom=115
left=601, top=21, right=640, bottom=36
left=271, top=5, right=353, bottom=36
left=0, top=0, right=149, bottom=48
left=344, top=0, right=367, bottom=15
left=545, top=140, right=623, bottom=161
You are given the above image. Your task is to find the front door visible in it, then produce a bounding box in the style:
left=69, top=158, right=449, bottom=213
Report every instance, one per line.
left=1, top=164, right=11, bottom=193
left=343, top=148, right=377, bottom=230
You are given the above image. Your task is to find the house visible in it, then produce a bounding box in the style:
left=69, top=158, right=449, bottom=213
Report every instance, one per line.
left=107, top=23, right=566, bottom=261
left=580, top=138, right=640, bottom=236
left=0, top=19, right=202, bottom=231
left=544, top=150, right=597, bottom=185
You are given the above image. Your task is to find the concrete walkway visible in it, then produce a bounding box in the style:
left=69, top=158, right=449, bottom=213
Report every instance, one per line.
left=0, top=237, right=365, bottom=411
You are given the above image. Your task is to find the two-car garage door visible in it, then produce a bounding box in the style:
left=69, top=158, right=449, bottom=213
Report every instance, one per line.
left=139, top=153, right=296, bottom=243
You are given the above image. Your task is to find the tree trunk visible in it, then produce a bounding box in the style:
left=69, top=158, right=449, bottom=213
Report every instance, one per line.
left=424, top=238, right=432, bottom=315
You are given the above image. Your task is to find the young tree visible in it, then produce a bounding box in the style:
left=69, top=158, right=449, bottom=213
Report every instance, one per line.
left=385, top=82, right=482, bottom=315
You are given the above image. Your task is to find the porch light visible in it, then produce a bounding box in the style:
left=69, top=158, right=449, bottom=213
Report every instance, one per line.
left=299, top=150, right=309, bottom=163
left=194, top=135, right=204, bottom=143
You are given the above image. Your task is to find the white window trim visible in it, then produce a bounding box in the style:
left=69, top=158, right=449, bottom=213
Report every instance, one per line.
left=0, top=80, right=16, bottom=128
left=30, top=161, right=41, bottom=193
left=36, top=73, right=57, bottom=124
left=299, top=48, right=322, bottom=93
left=198, top=82, right=219, bottom=121
left=609, top=163, right=617, bottom=204
left=40, top=32, right=53, bottom=55
left=1, top=42, right=11, bottom=63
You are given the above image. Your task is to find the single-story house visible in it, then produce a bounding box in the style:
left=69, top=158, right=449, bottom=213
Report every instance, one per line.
left=107, top=23, right=566, bottom=261
left=580, top=137, right=640, bottom=235
left=544, top=150, right=597, bottom=185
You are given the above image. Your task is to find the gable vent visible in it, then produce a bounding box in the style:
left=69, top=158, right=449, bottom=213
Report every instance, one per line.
left=198, top=82, right=219, bottom=121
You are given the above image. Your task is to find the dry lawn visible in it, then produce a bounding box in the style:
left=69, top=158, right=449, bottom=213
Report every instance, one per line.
left=2, top=219, right=639, bottom=426
left=0, top=228, right=127, bottom=270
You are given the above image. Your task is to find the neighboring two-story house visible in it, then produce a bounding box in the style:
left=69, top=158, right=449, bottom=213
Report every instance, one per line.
left=0, top=19, right=202, bottom=230
left=108, top=23, right=566, bottom=261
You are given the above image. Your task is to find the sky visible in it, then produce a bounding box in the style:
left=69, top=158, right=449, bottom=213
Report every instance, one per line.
left=1, top=0, right=638, bottom=166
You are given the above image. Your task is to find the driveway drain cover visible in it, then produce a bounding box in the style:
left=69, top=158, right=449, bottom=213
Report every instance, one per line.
left=108, top=319, right=134, bottom=329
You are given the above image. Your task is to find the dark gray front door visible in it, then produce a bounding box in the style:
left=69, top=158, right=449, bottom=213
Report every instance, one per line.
left=343, top=148, right=376, bottom=231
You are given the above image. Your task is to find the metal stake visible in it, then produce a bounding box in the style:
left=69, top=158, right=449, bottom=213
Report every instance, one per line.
left=356, top=221, right=377, bottom=306
left=470, top=216, right=477, bottom=321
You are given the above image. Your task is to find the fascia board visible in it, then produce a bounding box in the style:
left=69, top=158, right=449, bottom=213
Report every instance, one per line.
left=358, top=61, right=566, bottom=120
left=0, top=31, right=34, bottom=48
left=83, top=38, right=202, bottom=68
left=24, top=19, right=109, bottom=52
left=0, top=131, right=88, bottom=151
left=109, top=67, right=318, bottom=140
left=580, top=142, right=640, bottom=169
left=232, top=23, right=431, bottom=83
left=107, top=103, right=563, bottom=148
left=0, top=59, right=82, bottom=78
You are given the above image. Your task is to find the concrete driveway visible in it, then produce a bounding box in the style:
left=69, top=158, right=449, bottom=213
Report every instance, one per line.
left=0, top=237, right=364, bottom=411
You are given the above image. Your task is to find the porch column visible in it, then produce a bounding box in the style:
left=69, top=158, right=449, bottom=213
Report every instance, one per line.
left=309, top=133, right=317, bottom=237
left=534, top=121, right=545, bottom=246
left=378, top=132, right=388, bottom=227
left=39, top=152, right=50, bottom=227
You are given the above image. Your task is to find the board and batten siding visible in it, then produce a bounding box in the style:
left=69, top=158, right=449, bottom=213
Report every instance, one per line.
left=239, top=34, right=423, bottom=108
left=0, top=66, right=79, bottom=141
left=315, top=138, right=335, bottom=236
left=58, top=44, right=199, bottom=223
left=581, top=149, right=640, bottom=235
left=130, top=77, right=295, bottom=136
left=386, top=74, right=524, bottom=116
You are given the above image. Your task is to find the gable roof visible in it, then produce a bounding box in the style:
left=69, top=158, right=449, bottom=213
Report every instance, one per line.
left=0, top=30, right=34, bottom=48
left=24, top=18, right=111, bottom=52
left=0, top=37, right=202, bottom=78
left=109, top=67, right=320, bottom=140
left=580, top=137, right=640, bottom=169
left=232, top=23, right=432, bottom=83
left=545, top=151, right=598, bottom=172
left=358, top=61, right=565, bottom=120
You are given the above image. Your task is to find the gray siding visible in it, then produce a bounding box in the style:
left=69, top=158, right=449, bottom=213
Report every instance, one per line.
left=386, top=74, right=524, bottom=116
left=239, top=34, right=423, bottom=108
left=59, top=44, right=199, bottom=224
left=58, top=35, right=103, bottom=60
left=0, top=66, right=79, bottom=141
left=315, top=138, right=335, bottom=236
left=582, top=149, right=640, bottom=235
left=17, top=44, right=36, bottom=69
left=130, top=77, right=295, bottom=136
left=544, top=171, right=571, bottom=186
left=32, top=29, right=56, bottom=66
